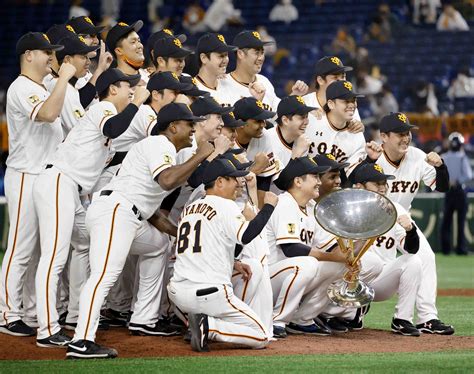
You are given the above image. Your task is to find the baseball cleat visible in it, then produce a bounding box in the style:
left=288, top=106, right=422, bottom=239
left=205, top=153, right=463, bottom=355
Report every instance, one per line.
left=0, top=320, right=35, bottom=337
left=317, top=316, right=348, bottom=333
left=100, top=309, right=130, bottom=327
left=416, top=319, right=455, bottom=335
left=272, top=325, right=287, bottom=339
left=129, top=320, right=181, bottom=336
left=37, top=329, right=73, bottom=348
left=391, top=318, right=421, bottom=337
left=286, top=322, right=331, bottom=336
left=66, top=339, right=118, bottom=359
left=188, top=313, right=209, bottom=352
left=344, top=303, right=371, bottom=331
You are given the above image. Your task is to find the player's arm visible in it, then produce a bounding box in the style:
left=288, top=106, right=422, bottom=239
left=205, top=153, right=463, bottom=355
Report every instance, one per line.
left=157, top=141, right=214, bottom=191
left=425, top=152, right=449, bottom=192
left=86, top=41, right=113, bottom=87
left=148, top=212, right=177, bottom=237
left=36, top=62, right=76, bottom=122
left=240, top=192, right=278, bottom=244
left=279, top=242, right=347, bottom=262
left=397, top=215, right=419, bottom=254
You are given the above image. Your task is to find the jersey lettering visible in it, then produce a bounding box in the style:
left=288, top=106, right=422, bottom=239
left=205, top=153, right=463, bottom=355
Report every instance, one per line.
left=177, top=220, right=203, bottom=254
left=300, top=229, right=314, bottom=245
left=390, top=181, right=419, bottom=194
left=375, top=235, right=395, bottom=249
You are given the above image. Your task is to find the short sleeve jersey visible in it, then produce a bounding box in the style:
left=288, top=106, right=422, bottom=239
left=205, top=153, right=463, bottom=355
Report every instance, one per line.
left=6, top=75, right=63, bottom=174
left=195, top=76, right=235, bottom=107
left=172, top=195, right=249, bottom=285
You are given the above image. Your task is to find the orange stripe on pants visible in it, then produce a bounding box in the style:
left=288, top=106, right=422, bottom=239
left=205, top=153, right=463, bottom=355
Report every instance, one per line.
left=271, top=266, right=299, bottom=320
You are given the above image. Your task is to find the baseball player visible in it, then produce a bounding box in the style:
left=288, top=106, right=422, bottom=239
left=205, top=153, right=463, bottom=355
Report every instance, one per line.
left=375, top=112, right=454, bottom=335
left=153, top=36, right=193, bottom=76
left=66, top=103, right=213, bottom=359
left=168, top=157, right=278, bottom=352
left=105, top=20, right=145, bottom=76
left=0, top=32, right=74, bottom=337
left=33, top=69, right=147, bottom=347
left=194, top=33, right=237, bottom=107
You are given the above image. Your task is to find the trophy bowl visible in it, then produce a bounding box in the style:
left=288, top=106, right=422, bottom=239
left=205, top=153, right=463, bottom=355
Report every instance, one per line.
left=314, top=188, right=397, bottom=307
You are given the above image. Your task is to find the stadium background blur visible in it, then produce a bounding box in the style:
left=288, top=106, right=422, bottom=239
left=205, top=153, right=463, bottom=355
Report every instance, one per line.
left=0, top=0, right=472, bottom=252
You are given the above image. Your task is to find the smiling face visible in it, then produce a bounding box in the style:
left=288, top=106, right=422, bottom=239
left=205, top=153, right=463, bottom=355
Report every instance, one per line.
left=358, top=180, right=388, bottom=195
left=221, top=126, right=237, bottom=145
left=239, top=48, right=265, bottom=75
left=282, top=113, right=309, bottom=139
left=216, top=176, right=240, bottom=200
left=242, top=119, right=266, bottom=139
left=328, top=98, right=357, bottom=123
left=319, top=170, right=341, bottom=197
left=295, top=173, right=322, bottom=200
left=202, top=51, right=229, bottom=76
left=380, top=131, right=411, bottom=159
left=172, top=120, right=196, bottom=149
left=198, top=114, right=223, bottom=141
left=65, top=53, right=91, bottom=78
left=116, top=31, right=144, bottom=63
left=158, top=56, right=186, bottom=75
left=23, top=49, right=54, bottom=77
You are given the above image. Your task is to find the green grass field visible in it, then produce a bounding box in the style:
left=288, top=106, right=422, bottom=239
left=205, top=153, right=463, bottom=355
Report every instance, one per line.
left=0, top=254, right=473, bottom=372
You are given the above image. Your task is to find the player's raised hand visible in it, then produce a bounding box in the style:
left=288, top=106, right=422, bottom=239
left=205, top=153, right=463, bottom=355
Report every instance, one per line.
left=292, top=134, right=311, bottom=158
left=58, top=62, right=77, bottom=80
left=195, top=140, right=215, bottom=159
left=290, top=80, right=309, bottom=96
left=347, top=119, right=364, bottom=133
left=425, top=151, right=443, bottom=167
left=263, top=191, right=278, bottom=206
left=96, top=41, right=113, bottom=73
left=131, top=86, right=150, bottom=106
left=397, top=214, right=413, bottom=231
left=251, top=152, right=270, bottom=174
left=213, top=134, right=232, bottom=155
left=310, top=108, right=324, bottom=120
left=365, top=141, right=383, bottom=161
left=249, top=81, right=266, bottom=102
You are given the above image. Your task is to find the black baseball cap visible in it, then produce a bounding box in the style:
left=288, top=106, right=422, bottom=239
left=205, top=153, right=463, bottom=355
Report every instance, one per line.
left=326, top=80, right=364, bottom=101
left=313, top=153, right=349, bottom=171
left=68, top=16, right=105, bottom=35
left=350, top=163, right=395, bottom=184
left=146, top=71, right=193, bottom=92
left=190, top=96, right=233, bottom=116
left=179, top=76, right=210, bottom=97
left=56, top=35, right=99, bottom=61
left=145, top=29, right=186, bottom=61
left=277, top=95, right=317, bottom=120
left=379, top=112, right=418, bottom=133
left=105, top=20, right=143, bottom=52
left=153, top=102, right=205, bottom=133
left=314, top=56, right=353, bottom=77
left=233, top=30, right=274, bottom=49
left=197, top=33, right=237, bottom=54
left=46, top=24, right=76, bottom=44
left=233, top=97, right=276, bottom=121
left=274, top=157, right=331, bottom=191
left=96, top=68, right=141, bottom=96
left=153, top=37, right=192, bottom=59
left=223, top=111, right=245, bottom=128
left=203, top=158, right=249, bottom=184
left=220, top=150, right=253, bottom=170
left=16, top=32, right=64, bottom=56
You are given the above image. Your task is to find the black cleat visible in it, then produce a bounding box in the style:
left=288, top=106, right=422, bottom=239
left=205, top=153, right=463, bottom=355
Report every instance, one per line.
left=101, top=309, right=130, bottom=327
left=188, top=314, right=209, bottom=352
left=0, top=320, right=35, bottom=337
left=345, top=303, right=371, bottom=330
left=391, top=318, right=421, bottom=337
left=273, top=325, right=287, bottom=339
left=66, top=339, right=118, bottom=359
left=318, top=316, right=349, bottom=333
left=416, top=319, right=455, bottom=335
left=37, top=329, right=73, bottom=348
left=129, top=320, right=181, bottom=336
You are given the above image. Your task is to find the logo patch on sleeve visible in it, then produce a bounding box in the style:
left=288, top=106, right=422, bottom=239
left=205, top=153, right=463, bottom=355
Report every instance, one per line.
left=164, top=154, right=173, bottom=164
left=287, top=223, right=296, bottom=234
left=73, top=109, right=84, bottom=119
left=28, top=95, right=40, bottom=104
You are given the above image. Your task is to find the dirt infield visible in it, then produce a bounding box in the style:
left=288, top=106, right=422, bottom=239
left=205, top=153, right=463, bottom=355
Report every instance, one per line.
left=1, top=328, right=473, bottom=360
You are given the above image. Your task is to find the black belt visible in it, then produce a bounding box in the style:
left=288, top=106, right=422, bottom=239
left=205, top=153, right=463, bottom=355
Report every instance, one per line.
left=100, top=190, right=143, bottom=221
left=46, top=164, right=82, bottom=193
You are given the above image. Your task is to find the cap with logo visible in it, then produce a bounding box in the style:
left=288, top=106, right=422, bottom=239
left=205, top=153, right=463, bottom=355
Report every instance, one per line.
left=197, top=33, right=237, bottom=54
left=153, top=37, right=193, bottom=59
left=190, top=96, right=233, bottom=116
left=153, top=102, right=205, bottom=133
left=95, top=68, right=141, bottom=96
left=379, top=112, right=418, bottom=133
left=274, top=157, right=331, bottom=191
left=56, top=35, right=99, bottom=61
left=350, top=163, right=395, bottom=184
left=68, top=16, right=105, bottom=35
left=16, top=32, right=64, bottom=56
left=313, top=153, right=349, bottom=171
left=145, top=28, right=187, bottom=61
left=314, top=56, right=353, bottom=77
left=233, top=97, right=276, bottom=121
left=220, top=150, right=253, bottom=170
left=232, top=30, right=274, bottom=49
left=179, top=75, right=210, bottom=97
left=326, top=80, right=364, bottom=101
left=105, top=20, right=144, bottom=52
left=203, top=158, right=249, bottom=184
left=46, top=24, right=76, bottom=44
left=146, top=71, right=193, bottom=92
left=277, top=95, right=316, bottom=120
left=223, top=111, right=245, bottom=128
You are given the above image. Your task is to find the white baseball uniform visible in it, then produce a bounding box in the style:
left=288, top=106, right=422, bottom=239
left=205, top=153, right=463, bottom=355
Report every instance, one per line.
left=73, top=135, right=175, bottom=342
left=376, top=147, right=439, bottom=324
left=194, top=76, right=235, bottom=107
left=1, top=75, right=63, bottom=326
left=33, top=100, right=117, bottom=339
left=168, top=194, right=268, bottom=348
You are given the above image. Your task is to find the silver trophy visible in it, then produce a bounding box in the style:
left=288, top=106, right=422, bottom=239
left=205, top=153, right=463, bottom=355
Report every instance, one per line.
left=314, top=188, right=397, bottom=308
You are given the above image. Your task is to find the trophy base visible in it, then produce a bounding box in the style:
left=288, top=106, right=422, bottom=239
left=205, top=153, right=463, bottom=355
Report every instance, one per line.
left=327, top=279, right=374, bottom=308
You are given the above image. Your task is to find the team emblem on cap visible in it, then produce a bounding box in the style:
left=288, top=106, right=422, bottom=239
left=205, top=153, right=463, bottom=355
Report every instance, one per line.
left=118, top=22, right=129, bottom=27
left=66, top=25, right=75, bottom=33
left=28, top=95, right=40, bottom=104
left=325, top=154, right=336, bottom=161
left=229, top=111, right=235, bottom=119
left=343, top=81, right=353, bottom=91
left=252, top=31, right=261, bottom=40
left=163, top=29, right=173, bottom=35
left=84, top=17, right=94, bottom=25
left=287, top=223, right=296, bottom=234
left=171, top=72, right=179, bottom=81
left=255, top=100, right=264, bottom=109
left=78, top=35, right=87, bottom=44
left=43, top=34, right=51, bottom=43
left=217, top=34, right=226, bottom=43
left=296, top=96, right=305, bottom=104
left=398, top=113, right=407, bottom=123
left=330, top=56, right=342, bottom=66
left=374, top=164, right=384, bottom=173
left=226, top=159, right=236, bottom=169
left=191, top=77, right=198, bottom=86
left=173, top=38, right=182, bottom=48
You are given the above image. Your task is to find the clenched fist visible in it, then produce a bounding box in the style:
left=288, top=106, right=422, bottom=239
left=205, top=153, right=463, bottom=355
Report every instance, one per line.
left=263, top=191, right=278, bottom=206
left=58, top=62, right=77, bottom=80
left=195, top=141, right=215, bottom=159
left=132, top=85, right=150, bottom=106
left=365, top=141, right=383, bottom=161
left=397, top=215, right=413, bottom=231
left=249, top=81, right=266, bottom=102
left=425, top=152, right=443, bottom=167
left=292, top=134, right=311, bottom=158
left=290, top=80, right=309, bottom=96
left=251, top=152, right=270, bottom=175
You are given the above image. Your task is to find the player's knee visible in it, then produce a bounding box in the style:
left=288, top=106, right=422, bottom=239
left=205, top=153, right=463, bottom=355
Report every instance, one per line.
left=298, top=257, right=319, bottom=282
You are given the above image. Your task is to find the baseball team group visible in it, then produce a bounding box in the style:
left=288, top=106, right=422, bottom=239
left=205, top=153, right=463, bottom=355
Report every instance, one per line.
left=0, top=15, right=454, bottom=360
